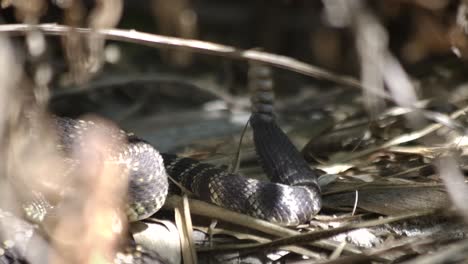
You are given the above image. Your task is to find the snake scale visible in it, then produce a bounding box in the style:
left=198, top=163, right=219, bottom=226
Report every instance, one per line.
left=0, top=64, right=322, bottom=263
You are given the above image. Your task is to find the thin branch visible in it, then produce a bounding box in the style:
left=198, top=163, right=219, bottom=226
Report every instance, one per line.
left=0, top=23, right=366, bottom=91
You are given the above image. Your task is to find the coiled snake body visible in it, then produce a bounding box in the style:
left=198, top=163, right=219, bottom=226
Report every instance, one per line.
left=54, top=112, right=322, bottom=226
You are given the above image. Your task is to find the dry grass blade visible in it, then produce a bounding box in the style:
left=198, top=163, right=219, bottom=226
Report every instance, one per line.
left=400, top=238, right=468, bottom=264
left=329, top=241, right=347, bottom=260
left=204, top=209, right=435, bottom=253
left=229, top=118, right=250, bottom=173
left=339, top=104, right=468, bottom=163
left=195, top=226, right=321, bottom=259
left=436, top=157, right=468, bottom=223
left=165, top=196, right=364, bottom=255
left=174, top=194, right=197, bottom=264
